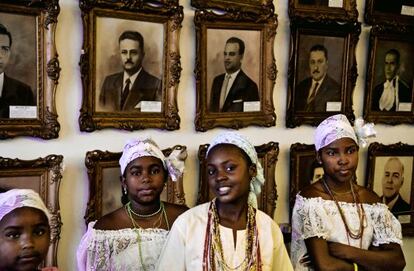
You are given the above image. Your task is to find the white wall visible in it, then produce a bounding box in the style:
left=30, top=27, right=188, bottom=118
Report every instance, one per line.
left=0, top=0, right=413, bottom=270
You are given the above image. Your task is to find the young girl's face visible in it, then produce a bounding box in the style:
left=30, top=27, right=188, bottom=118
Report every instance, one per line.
left=206, top=144, right=256, bottom=204
left=318, top=137, right=359, bottom=185
left=122, top=156, right=167, bottom=205
left=0, top=207, right=50, bottom=271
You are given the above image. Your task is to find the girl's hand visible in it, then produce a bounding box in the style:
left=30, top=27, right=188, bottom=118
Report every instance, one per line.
left=299, top=253, right=313, bottom=268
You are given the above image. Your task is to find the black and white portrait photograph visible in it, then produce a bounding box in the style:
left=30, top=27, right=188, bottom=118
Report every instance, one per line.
left=0, top=13, right=37, bottom=119
left=294, top=36, right=344, bottom=113
left=372, top=156, right=413, bottom=221
left=370, top=42, right=414, bottom=113
left=95, top=17, right=163, bottom=113
left=206, top=29, right=261, bottom=113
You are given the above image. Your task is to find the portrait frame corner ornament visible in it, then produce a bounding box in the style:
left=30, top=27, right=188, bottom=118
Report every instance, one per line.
left=0, top=1, right=60, bottom=139
left=78, top=0, right=182, bottom=132
left=0, top=154, right=63, bottom=267
left=366, top=142, right=414, bottom=236
left=194, top=10, right=277, bottom=131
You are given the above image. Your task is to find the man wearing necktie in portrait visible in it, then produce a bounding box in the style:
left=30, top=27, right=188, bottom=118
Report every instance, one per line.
left=99, top=31, right=161, bottom=112
left=209, top=37, right=259, bottom=113
left=371, top=49, right=412, bottom=112
left=295, top=44, right=341, bottom=112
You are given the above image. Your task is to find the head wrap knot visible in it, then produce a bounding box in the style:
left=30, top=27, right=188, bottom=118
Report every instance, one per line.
left=315, top=114, right=376, bottom=151
left=119, top=137, right=186, bottom=182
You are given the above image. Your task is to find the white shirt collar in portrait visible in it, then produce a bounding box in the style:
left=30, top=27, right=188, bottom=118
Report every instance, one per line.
left=123, top=67, right=142, bottom=90
left=223, top=69, right=241, bottom=99
left=0, top=72, right=4, bottom=97
left=379, top=76, right=399, bottom=111
left=383, top=193, right=400, bottom=211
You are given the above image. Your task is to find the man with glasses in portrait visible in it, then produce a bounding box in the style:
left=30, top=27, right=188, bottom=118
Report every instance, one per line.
left=0, top=24, right=34, bottom=118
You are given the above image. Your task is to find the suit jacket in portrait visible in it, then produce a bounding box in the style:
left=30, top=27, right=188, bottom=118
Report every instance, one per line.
left=371, top=78, right=412, bottom=111
left=298, top=0, right=329, bottom=5
left=382, top=194, right=411, bottom=218
left=295, top=75, right=341, bottom=112
left=209, top=70, right=259, bottom=112
left=0, top=74, right=35, bottom=118
left=99, top=69, right=162, bottom=111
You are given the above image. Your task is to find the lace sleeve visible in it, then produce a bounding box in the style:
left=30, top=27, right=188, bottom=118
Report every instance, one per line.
left=370, top=204, right=403, bottom=246
left=293, top=195, right=332, bottom=240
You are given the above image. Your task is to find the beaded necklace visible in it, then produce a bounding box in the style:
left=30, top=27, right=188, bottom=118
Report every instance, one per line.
left=202, top=199, right=262, bottom=271
left=127, top=201, right=163, bottom=218
left=125, top=201, right=169, bottom=271
left=322, top=178, right=366, bottom=247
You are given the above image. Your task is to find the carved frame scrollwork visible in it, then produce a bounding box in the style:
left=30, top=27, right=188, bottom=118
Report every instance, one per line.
left=0, top=155, right=63, bottom=267
left=197, top=142, right=279, bottom=218
left=191, top=0, right=274, bottom=16
left=84, top=145, right=187, bottom=224
left=78, top=0, right=183, bottom=131
left=0, top=1, right=60, bottom=139
left=286, top=19, right=360, bottom=128
left=288, top=0, right=358, bottom=23
left=194, top=9, right=278, bottom=131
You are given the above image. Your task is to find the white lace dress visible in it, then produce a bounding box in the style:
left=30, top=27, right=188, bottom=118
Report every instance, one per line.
left=77, top=221, right=168, bottom=271
left=291, top=194, right=403, bottom=271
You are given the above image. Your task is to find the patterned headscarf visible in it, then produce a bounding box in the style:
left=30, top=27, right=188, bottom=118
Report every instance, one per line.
left=206, top=132, right=265, bottom=208
left=315, top=114, right=376, bottom=151
left=0, top=189, right=51, bottom=224
left=119, top=137, right=187, bottom=182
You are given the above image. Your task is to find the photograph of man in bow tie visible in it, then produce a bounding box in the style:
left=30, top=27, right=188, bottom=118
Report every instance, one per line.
left=371, top=48, right=412, bottom=112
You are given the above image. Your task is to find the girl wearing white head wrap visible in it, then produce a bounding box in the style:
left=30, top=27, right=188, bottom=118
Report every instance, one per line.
left=291, top=114, right=405, bottom=271
left=157, top=132, right=293, bottom=271
left=0, top=189, right=58, bottom=271
left=77, top=137, right=188, bottom=271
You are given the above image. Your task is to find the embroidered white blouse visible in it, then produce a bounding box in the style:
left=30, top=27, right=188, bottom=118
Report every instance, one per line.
left=291, top=194, right=403, bottom=271
left=156, top=202, right=293, bottom=271
left=76, top=221, right=168, bottom=271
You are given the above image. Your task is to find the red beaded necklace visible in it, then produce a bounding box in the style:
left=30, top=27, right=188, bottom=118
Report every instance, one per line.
left=322, top=177, right=366, bottom=247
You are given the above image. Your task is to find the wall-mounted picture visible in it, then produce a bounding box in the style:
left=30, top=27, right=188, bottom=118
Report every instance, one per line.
left=288, top=0, right=358, bottom=22
left=194, top=10, right=277, bottom=131
left=363, top=25, right=414, bottom=124
left=365, top=0, right=414, bottom=26
left=79, top=0, right=183, bottom=132
left=191, top=0, right=274, bottom=15
left=286, top=20, right=360, bottom=127
left=0, top=1, right=60, bottom=139
left=197, top=142, right=279, bottom=217
left=366, top=142, right=414, bottom=236
left=84, top=146, right=187, bottom=224
left=0, top=154, right=63, bottom=267
left=289, top=143, right=320, bottom=216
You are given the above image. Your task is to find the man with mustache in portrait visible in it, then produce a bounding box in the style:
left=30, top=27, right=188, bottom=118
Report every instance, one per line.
left=99, top=31, right=161, bottom=111
left=295, top=44, right=341, bottom=112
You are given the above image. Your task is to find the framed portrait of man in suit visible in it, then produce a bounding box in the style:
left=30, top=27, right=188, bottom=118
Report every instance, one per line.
left=197, top=142, right=279, bottom=217
left=79, top=0, right=182, bottom=132
left=288, top=0, right=358, bottom=22
left=366, top=142, right=414, bottom=236
left=84, top=146, right=186, bottom=224
left=194, top=9, right=277, bottom=131
left=363, top=25, right=414, bottom=125
left=0, top=154, right=63, bottom=267
left=191, top=0, right=274, bottom=15
left=365, top=0, right=414, bottom=26
left=286, top=20, right=360, bottom=128
left=0, top=1, right=60, bottom=139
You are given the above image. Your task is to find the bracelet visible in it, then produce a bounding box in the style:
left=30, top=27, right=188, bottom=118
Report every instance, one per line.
left=353, top=263, right=358, bottom=271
